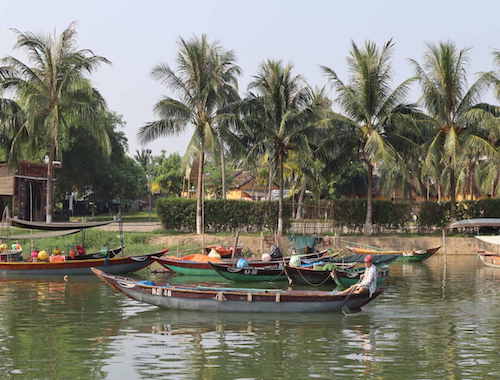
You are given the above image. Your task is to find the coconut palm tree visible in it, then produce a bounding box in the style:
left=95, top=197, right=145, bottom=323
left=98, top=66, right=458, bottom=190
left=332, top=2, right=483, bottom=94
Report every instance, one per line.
left=242, top=60, right=321, bottom=234
left=411, top=42, right=499, bottom=213
left=138, top=35, right=240, bottom=234
left=1, top=22, right=110, bottom=222
left=322, top=40, right=414, bottom=234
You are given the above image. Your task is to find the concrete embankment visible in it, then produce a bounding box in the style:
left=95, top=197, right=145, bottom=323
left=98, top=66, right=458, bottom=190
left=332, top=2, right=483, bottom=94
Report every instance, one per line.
left=150, top=232, right=500, bottom=256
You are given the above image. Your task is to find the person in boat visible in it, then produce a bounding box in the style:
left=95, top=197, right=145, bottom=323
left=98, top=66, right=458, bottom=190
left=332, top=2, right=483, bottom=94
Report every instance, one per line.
left=338, top=255, right=377, bottom=297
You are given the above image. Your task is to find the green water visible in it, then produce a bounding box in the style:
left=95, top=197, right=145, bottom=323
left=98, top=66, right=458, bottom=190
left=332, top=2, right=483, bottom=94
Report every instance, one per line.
left=1, top=255, right=500, bottom=379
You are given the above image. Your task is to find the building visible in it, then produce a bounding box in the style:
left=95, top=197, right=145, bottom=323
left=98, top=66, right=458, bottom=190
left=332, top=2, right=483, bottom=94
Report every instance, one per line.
left=0, top=161, right=60, bottom=221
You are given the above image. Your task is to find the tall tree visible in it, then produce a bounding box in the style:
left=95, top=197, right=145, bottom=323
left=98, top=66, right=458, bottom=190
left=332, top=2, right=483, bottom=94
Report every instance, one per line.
left=138, top=35, right=240, bottom=234
left=411, top=42, right=498, bottom=213
left=322, top=40, right=413, bottom=234
left=244, top=60, right=319, bottom=234
left=1, top=22, right=110, bottom=222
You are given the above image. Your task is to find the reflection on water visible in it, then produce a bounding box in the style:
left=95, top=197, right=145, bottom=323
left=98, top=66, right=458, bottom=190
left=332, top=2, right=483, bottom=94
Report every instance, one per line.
left=1, top=257, right=500, bottom=378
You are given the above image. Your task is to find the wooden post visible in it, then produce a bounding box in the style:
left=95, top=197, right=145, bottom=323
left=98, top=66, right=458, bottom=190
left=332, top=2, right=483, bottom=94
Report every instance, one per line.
left=442, top=229, right=446, bottom=255
left=231, top=231, right=240, bottom=263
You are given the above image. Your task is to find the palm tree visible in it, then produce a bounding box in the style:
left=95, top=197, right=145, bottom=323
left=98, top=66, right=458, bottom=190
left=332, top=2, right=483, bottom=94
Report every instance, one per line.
left=138, top=35, right=240, bottom=234
left=322, top=40, right=414, bottom=234
left=1, top=22, right=110, bottom=222
left=411, top=42, right=498, bottom=213
left=244, top=60, right=319, bottom=234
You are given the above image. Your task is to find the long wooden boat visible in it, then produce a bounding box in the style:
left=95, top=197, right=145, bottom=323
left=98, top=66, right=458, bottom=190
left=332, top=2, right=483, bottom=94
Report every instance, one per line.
left=92, top=268, right=383, bottom=313
left=154, top=251, right=327, bottom=276
left=0, top=250, right=167, bottom=275
left=478, top=251, right=500, bottom=268
left=10, top=217, right=114, bottom=231
left=346, top=246, right=440, bottom=263
left=68, top=246, right=123, bottom=260
left=209, top=262, right=286, bottom=282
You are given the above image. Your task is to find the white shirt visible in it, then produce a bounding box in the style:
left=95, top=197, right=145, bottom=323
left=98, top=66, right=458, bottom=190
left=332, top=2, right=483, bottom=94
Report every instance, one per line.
left=358, top=264, right=377, bottom=297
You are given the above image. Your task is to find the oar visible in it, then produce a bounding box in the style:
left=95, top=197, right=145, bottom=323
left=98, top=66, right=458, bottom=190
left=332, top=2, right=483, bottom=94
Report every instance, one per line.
left=340, top=286, right=360, bottom=316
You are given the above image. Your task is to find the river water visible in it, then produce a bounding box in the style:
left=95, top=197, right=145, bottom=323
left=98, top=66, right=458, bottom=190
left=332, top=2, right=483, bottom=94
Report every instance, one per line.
left=1, top=255, right=500, bottom=379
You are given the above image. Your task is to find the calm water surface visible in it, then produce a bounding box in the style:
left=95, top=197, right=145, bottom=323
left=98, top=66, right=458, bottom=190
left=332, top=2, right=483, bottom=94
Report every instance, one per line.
left=1, top=255, right=500, bottom=379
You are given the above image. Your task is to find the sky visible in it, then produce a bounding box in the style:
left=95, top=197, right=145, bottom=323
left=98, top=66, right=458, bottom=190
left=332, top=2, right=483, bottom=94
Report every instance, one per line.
left=1, top=0, right=499, bottom=157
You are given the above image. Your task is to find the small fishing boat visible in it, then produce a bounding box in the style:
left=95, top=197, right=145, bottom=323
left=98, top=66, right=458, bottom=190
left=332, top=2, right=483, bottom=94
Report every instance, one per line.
left=284, top=265, right=335, bottom=286
left=332, top=265, right=389, bottom=289
left=92, top=268, right=383, bottom=313
left=204, top=246, right=242, bottom=258
left=478, top=251, right=500, bottom=268
left=9, top=217, right=114, bottom=231
left=285, top=263, right=390, bottom=288
left=345, top=246, right=440, bottom=263
left=0, top=249, right=167, bottom=275
left=209, top=262, right=286, bottom=282
left=67, top=246, right=123, bottom=260
left=154, top=251, right=328, bottom=276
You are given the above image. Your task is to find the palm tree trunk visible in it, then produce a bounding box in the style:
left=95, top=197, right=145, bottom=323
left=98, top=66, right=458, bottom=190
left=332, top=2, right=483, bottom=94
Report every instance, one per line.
left=219, top=138, right=226, bottom=200
left=277, top=154, right=284, bottom=235
left=450, top=168, right=456, bottom=217
left=295, top=184, right=305, bottom=219
left=267, top=165, right=273, bottom=201
left=46, top=144, right=55, bottom=223
left=363, top=161, right=374, bottom=235
left=196, top=146, right=205, bottom=235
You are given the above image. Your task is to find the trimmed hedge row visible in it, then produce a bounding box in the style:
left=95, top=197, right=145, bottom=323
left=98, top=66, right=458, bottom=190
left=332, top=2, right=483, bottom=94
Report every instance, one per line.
left=157, top=197, right=500, bottom=232
left=156, top=198, right=291, bottom=232
left=417, top=199, right=500, bottom=228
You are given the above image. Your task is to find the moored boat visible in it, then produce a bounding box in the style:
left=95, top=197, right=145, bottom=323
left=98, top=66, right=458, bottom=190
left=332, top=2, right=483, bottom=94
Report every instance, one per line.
left=285, top=262, right=390, bottom=288
left=10, top=217, right=114, bottom=231
left=332, top=265, right=389, bottom=289
left=209, top=262, right=286, bottom=282
left=0, top=250, right=167, bottom=275
left=478, top=251, right=500, bottom=268
left=92, top=268, right=383, bottom=313
left=346, top=246, right=440, bottom=263
left=154, top=250, right=328, bottom=276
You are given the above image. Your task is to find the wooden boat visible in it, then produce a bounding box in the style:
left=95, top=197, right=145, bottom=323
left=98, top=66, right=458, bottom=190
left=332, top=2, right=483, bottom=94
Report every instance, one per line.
left=92, top=268, right=383, bottom=313
left=209, top=262, right=286, bottom=282
left=204, top=246, right=242, bottom=258
left=285, top=263, right=389, bottom=288
left=284, top=265, right=335, bottom=286
left=0, top=250, right=167, bottom=275
left=332, top=266, right=389, bottom=289
left=10, top=217, right=114, bottom=231
left=154, top=251, right=328, bottom=276
left=68, top=246, right=123, bottom=260
left=346, top=246, right=440, bottom=263
left=478, top=251, right=500, bottom=268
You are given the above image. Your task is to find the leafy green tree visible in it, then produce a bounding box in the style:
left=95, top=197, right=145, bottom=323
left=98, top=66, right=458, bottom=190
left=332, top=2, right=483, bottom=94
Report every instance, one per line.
left=151, top=151, right=183, bottom=196
left=0, top=22, right=110, bottom=222
left=242, top=60, right=320, bottom=234
left=322, top=40, right=414, bottom=234
left=138, top=35, right=240, bottom=234
left=411, top=42, right=499, bottom=213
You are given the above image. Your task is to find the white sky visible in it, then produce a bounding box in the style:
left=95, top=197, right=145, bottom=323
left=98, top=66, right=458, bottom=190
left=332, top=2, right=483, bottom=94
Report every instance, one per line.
left=1, top=0, right=499, bottom=156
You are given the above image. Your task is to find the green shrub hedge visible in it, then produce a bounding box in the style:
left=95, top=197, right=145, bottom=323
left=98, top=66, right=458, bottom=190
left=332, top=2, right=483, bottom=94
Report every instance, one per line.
left=157, top=197, right=500, bottom=232
left=416, top=198, right=500, bottom=229
left=156, top=198, right=291, bottom=232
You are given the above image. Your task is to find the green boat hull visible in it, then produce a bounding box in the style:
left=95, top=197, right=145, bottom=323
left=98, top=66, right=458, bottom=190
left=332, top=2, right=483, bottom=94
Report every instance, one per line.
left=215, top=271, right=285, bottom=282
left=165, top=265, right=215, bottom=276
left=393, top=252, right=434, bottom=263
left=334, top=275, right=386, bottom=289
left=333, top=267, right=389, bottom=289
